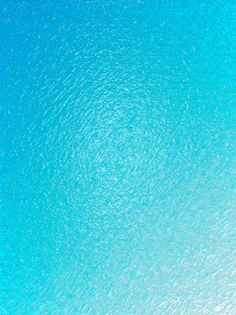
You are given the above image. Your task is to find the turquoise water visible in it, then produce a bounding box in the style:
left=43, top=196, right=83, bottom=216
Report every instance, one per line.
left=1, top=1, right=236, bottom=314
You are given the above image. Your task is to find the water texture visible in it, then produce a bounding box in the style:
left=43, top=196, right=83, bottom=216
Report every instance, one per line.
left=1, top=1, right=236, bottom=314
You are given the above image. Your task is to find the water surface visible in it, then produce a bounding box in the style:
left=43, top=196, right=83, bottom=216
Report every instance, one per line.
left=1, top=1, right=236, bottom=314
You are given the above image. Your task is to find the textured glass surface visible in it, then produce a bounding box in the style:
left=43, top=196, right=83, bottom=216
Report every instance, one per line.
left=1, top=1, right=236, bottom=314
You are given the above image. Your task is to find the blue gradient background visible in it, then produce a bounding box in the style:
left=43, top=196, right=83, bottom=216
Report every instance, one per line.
left=1, top=1, right=236, bottom=314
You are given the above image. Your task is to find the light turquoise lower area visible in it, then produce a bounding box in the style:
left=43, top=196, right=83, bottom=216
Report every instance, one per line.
left=1, top=1, right=236, bottom=314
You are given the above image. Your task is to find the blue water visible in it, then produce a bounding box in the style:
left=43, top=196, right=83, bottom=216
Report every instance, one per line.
left=1, top=1, right=236, bottom=314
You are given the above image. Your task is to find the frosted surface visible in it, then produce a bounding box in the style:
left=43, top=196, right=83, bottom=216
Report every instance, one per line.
left=1, top=1, right=236, bottom=314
